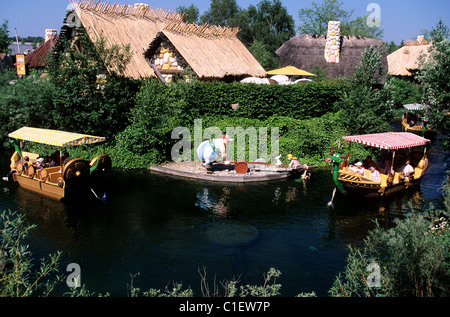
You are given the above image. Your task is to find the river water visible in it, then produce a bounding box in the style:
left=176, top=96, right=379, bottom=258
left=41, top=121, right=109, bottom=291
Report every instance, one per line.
left=0, top=137, right=448, bottom=297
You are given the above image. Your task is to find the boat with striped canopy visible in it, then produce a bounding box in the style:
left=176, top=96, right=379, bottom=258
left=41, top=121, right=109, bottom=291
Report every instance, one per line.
left=6, top=127, right=111, bottom=200
left=327, top=132, right=430, bottom=198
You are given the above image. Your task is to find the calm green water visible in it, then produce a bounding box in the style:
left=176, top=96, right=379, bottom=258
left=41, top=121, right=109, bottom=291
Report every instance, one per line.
left=0, top=138, right=447, bottom=297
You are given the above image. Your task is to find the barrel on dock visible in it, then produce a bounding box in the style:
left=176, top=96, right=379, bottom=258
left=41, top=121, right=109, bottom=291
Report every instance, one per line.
left=234, top=161, right=249, bottom=174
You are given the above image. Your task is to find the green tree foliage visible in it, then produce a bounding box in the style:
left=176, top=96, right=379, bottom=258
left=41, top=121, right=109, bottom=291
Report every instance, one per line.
left=176, top=4, right=200, bottom=24
left=200, top=0, right=240, bottom=26
left=198, top=0, right=294, bottom=69
left=245, top=0, right=295, bottom=55
left=335, top=45, right=393, bottom=135
left=46, top=31, right=138, bottom=139
left=0, top=20, right=10, bottom=54
left=0, top=70, right=54, bottom=146
left=417, top=39, right=450, bottom=147
left=298, top=0, right=383, bottom=38
left=384, top=77, right=423, bottom=109
left=0, top=210, right=63, bottom=297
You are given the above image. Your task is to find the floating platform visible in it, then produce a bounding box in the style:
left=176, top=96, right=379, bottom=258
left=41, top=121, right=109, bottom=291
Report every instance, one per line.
left=149, top=161, right=305, bottom=183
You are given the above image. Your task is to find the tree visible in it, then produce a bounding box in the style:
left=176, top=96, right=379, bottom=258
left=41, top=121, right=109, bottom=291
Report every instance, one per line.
left=335, top=45, right=393, bottom=135
left=430, top=18, right=449, bottom=42
left=298, top=0, right=383, bottom=38
left=246, top=0, right=295, bottom=54
left=386, top=40, right=401, bottom=55
left=176, top=4, right=200, bottom=24
left=200, top=0, right=240, bottom=26
left=46, top=31, right=137, bottom=139
left=0, top=20, right=11, bottom=54
left=417, top=39, right=450, bottom=148
left=298, top=0, right=353, bottom=35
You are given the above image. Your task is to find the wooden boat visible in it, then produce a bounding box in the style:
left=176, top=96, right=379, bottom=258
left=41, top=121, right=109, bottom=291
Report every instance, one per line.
left=401, top=104, right=430, bottom=135
left=6, top=127, right=111, bottom=200
left=328, top=132, right=431, bottom=198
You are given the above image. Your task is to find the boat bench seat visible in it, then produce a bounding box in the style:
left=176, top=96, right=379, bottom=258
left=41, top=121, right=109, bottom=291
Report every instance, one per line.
left=48, top=171, right=62, bottom=184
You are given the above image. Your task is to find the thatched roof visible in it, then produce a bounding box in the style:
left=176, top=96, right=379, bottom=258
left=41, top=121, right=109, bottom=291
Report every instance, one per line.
left=387, top=39, right=432, bottom=77
left=71, top=0, right=184, bottom=79
left=69, top=0, right=264, bottom=81
left=25, top=35, right=57, bottom=69
left=145, top=21, right=266, bottom=80
left=275, top=34, right=388, bottom=82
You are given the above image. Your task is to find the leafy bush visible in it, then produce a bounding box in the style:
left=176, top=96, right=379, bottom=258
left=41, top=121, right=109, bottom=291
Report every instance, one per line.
left=384, top=76, right=423, bottom=109
left=0, top=210, right=62, bottom=297
left=335, top=45, right=394, bottom=135
left=0, top=70, right=54, bottom=147
left=330, top=177, right=450, bottom=297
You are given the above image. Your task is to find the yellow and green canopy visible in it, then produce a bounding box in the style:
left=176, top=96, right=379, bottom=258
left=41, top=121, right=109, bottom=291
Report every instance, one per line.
left=8, top=127, right=106, bottom=147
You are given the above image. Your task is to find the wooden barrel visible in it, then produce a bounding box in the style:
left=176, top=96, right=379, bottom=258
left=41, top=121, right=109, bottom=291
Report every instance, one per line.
left=235, top=161, right=248, bottom=174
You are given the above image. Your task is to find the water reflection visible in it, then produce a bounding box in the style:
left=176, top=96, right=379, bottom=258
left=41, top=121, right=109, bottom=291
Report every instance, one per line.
left=0, top=136, right=447, bottom=297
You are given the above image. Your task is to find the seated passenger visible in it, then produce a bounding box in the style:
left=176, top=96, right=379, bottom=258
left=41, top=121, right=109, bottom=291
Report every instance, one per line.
left=23, top=156, right=30, bottom=168
left=369, top=165, right=381, bottom=183
left=363, top=156, right=376, bottom=168
left=36, top=157, right=45, bottom=170
left=383, top=160, right=393, bottom=175
left=354, top=162, right=366, bottom=176
left=399, top=159, right=414, bottom=180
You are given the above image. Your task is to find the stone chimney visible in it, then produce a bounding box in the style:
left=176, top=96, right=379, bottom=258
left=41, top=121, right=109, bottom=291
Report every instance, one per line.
left=45, top=29, right=57, bottom=42
left=325, top=21, right=341, bottom=63
left=134, top=3, right=149, bottom=10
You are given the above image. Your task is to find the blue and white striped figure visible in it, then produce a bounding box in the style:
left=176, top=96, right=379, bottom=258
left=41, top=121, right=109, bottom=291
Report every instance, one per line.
left=197, top=135, right=233, bottom=168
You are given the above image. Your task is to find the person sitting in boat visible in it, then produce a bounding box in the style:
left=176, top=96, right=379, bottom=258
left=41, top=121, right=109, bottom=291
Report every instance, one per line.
left=354, top=161, right=366, bottom=176
left=23, top=156, right=30, bottom=168
left=287, top=154, right=301, bottom=169
left=36, top=157, right=45, bottom=170
left=399, top=159, right=414, bottom=180
left=348, top=160, right=359, bottom=173
left=409, top=120, right=415, bottom=127
left=369, top=165, right=381, bottom=183
left=383, top=160, right=393, bottom=175
left=363, top=156, right=376, bottom=168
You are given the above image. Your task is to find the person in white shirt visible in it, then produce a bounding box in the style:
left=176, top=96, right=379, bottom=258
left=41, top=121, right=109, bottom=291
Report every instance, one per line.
left=400, top=159, right=414, bottom=180
left=369, top=165, right=381, bottom=183
left=355, top=161, right=366, bottom=176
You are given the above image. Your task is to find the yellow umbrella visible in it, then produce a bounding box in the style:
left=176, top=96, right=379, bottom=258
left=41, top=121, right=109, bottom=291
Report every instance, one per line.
left=267, top=65, right=317, bottom=76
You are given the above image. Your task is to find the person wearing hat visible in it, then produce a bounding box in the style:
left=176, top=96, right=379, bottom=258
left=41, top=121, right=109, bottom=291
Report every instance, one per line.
left=355, top=161, right=366, bottom=176
left=36, top=157, right=45, bottom=170
left=287, top=154, right=301, bottom=169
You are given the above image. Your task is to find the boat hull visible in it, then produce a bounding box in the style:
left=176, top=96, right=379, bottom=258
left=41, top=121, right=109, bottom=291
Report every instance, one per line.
left=339, top=175, right=423, bottom=198
left=9, top=152, right=111, bottom=201
left=12, top=173, right=65, bottom=200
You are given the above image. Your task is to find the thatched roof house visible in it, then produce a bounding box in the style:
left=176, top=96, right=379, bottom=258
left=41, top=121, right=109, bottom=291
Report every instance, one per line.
left=66, top=0, right=265, bottom=81
left=387, top=37, right=432, bottom=77
left=69, top=0, right=183, bottom=79
left=25, top=35, right=57, bottom=69
left=275, top=34, right=388, bottom=83
left=144, top=21, right=266, bottom=82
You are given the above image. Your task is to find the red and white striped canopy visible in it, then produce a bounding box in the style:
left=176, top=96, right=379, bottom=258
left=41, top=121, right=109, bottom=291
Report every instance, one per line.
left=343, top=132, right=430, bottom=150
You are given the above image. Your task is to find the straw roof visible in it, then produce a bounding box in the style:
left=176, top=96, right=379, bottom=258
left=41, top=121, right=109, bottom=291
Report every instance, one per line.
left=275, top=34, right=388, bottom=82
left=69, top=1, right=264, bottom=80
left=387, top=39, right=432, bottom=77
left=145, top=21, right=266, bottom=80
left=70, top=0, right=184, bottom=79
left=25, top=35, right=57, bottom=69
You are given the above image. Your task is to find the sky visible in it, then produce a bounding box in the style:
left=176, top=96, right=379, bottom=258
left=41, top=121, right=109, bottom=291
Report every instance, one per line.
left=1, top=0, right=449, bottom=44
